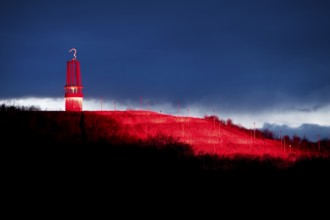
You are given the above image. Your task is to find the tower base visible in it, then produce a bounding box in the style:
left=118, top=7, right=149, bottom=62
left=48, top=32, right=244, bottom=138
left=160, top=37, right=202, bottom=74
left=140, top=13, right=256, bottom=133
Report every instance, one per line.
left=65, top=97, right=83, bottom=111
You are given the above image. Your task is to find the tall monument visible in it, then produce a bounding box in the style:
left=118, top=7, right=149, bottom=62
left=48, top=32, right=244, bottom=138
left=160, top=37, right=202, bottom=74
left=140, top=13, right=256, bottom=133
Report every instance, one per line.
left=65, top=48, right=83, bottom=111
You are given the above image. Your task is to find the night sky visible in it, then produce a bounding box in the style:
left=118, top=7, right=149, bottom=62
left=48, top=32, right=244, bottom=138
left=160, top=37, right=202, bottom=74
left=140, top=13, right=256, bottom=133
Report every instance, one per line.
left=1, top=0, right=330, bottom=140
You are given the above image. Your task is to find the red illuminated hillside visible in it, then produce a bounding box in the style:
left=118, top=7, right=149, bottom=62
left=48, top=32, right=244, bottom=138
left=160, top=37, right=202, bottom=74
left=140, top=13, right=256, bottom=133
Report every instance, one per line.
left=2, top=105, right=327, bottom=162
left=2, top=105, right=330, bottom=178
left=91, top=110, right=308, bottom=159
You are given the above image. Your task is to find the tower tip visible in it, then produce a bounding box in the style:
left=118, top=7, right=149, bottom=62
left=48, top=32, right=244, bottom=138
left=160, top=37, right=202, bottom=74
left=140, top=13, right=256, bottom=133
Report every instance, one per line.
left=69, top=48, right=77, bottom=60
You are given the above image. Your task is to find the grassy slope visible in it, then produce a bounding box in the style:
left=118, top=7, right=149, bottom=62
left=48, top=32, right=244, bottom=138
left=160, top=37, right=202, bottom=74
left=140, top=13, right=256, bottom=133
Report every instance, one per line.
left=1, top=110, right=329, bottom=177
left=93, top=110, right=304, bottom=159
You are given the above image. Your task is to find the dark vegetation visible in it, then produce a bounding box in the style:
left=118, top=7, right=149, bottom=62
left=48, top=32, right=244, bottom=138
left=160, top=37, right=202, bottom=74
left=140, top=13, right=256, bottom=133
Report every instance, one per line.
left=1, top=104, right=330, bottom=181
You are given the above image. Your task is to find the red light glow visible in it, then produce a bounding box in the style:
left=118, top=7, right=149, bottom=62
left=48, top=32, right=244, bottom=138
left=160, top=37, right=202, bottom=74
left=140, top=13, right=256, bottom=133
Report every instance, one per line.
left=88, top=110, right=319, bottom=160
left=65, top=58, right=83, bottom=111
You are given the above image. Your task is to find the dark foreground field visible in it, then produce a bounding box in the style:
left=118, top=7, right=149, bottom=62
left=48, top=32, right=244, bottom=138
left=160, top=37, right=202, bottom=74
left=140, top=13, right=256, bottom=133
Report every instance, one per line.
left=3, top=109, right=329, bottom=220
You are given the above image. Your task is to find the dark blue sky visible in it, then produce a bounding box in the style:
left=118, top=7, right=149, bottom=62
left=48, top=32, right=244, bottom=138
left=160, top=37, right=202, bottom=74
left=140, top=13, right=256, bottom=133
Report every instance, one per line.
left=1, top=0, right=330, bottom=135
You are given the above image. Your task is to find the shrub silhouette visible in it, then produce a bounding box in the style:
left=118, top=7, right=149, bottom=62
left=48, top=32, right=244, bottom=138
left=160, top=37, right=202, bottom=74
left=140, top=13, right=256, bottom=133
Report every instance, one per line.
left=0, top=104, right=40, bottom=111
left=263, top=129, right=274, bottom=139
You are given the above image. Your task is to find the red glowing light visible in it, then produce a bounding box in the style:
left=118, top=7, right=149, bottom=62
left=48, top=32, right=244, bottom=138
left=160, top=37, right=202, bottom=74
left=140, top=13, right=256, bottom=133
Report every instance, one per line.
left=65, top=50, right=83, bottom=111
left=90, top=110, right=312, bottom=160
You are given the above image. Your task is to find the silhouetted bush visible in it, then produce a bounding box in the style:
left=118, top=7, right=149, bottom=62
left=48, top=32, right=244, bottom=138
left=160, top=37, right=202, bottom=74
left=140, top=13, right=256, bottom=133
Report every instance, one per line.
left=320, top=139, right=330, bottom=153
left=204, top=115, right=226, bottom=125
left=226, top=118, right=233, bottom=127
left=0, top=104, right=41, bottom=111
left=263, top=129, right=274, bottom=139
left=293, top=135, right=301, bottom=148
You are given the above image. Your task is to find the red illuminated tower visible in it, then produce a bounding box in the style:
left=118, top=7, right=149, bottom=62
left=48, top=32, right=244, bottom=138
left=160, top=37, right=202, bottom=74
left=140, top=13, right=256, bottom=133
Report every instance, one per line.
left=65, top=48, right=83, bottom=111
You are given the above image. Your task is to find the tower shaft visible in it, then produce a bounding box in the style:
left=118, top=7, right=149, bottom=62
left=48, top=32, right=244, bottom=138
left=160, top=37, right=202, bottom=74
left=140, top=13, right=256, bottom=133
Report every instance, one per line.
left=65, top=59, right=83, bottom=111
